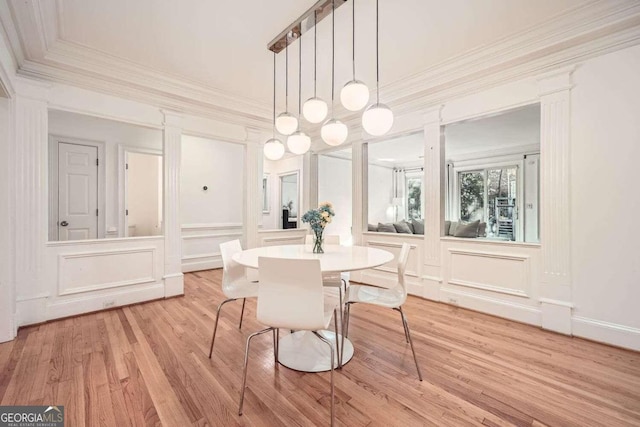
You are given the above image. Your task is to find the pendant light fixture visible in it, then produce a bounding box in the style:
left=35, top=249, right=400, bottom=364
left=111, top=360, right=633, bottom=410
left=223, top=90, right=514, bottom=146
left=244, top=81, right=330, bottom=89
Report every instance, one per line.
left=362, top=0, right=393, bottom=136
left=275, top=38, right=298, bottom=136
left=302, top=11, right=328, bottom=124
left=264, top=52, right=285, bottom=160
left=287, top=35, right=311, bottom=155
left=321, top=0, right=348, bottom=146
left=340, top=0, right=369, bottom=111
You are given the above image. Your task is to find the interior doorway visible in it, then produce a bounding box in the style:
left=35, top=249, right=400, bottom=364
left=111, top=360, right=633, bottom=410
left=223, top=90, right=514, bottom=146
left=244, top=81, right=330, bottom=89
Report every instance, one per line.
left=124, top=150, right=163, bottom=237
left=48, top=137, right=104, bottom=241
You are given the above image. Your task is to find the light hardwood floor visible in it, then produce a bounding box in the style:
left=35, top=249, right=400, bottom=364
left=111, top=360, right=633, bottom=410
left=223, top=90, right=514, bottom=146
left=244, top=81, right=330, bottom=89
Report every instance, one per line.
left=1, top=269, right=639, bottom=426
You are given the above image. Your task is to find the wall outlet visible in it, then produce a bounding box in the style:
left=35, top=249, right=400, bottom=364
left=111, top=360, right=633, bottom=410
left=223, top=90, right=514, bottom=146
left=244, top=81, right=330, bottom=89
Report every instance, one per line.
left=448, top=297, right=459, bottom=306
left=103, top=300, right=116, bottom=309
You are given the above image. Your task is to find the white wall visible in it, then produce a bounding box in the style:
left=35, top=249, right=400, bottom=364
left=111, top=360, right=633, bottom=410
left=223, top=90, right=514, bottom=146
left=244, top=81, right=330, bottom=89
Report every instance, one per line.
left=127, top=152, right=162, bottom=237
left=570, top=45, right=640, bottom=339
left=48, top=110, right=163, bottom=238
left=180, top=135, right=244, bottom=272
left=262, top=155, right=304, bottom=230
left=367, top=163, right=394, bottom=225
left=318, top=155, right=352, bottom=244
left=0, top=97, right=14, bottom=342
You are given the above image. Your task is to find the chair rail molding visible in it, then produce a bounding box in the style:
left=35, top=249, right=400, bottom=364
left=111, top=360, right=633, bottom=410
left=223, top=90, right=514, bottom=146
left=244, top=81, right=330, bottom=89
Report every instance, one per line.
left=537, top=67, right=574, bottom=334
left=162, top=110, right=184, bottom=297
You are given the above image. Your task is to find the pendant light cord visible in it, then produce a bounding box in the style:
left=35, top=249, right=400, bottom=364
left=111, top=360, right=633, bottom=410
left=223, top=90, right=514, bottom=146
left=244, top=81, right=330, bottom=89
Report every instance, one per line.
left=285, top=40, right=289, bottom=111
left=375, top=0, right=379, bottom=104
left=331, top=0, right=335, bottom=111
left=298, top=32, right=302, bottom=116
left=272, top=51, right=276, bottom=138
left=314, top=11, right=317, bottom=98
left=352, top=0, right=355, bottom=80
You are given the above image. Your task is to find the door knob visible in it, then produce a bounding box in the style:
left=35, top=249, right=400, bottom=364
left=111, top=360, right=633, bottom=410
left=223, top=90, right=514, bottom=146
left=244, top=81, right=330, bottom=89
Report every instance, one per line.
left=60, top=221, right=69, bottom=227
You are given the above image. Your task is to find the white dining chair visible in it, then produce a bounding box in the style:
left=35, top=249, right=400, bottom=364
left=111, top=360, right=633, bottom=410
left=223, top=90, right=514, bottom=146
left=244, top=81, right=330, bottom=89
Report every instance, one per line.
left=343, top=242, right=422, bottom=380
left=305, top=234, right=348, bottom=364
left=208, top=240, right=259, bottom=358
left=238, top=257, right=340, bottom=426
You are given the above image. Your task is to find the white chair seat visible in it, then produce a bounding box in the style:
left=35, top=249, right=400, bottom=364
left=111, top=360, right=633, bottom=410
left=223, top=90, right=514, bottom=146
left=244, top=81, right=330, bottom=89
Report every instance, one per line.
left=346, top=284, right=404, bottom=308
left=225, top=278, right=259, bottom=300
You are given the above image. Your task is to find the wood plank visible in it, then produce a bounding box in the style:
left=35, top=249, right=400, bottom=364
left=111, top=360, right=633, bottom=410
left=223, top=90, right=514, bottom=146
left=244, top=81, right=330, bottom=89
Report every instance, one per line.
left=2, top=269, right=638, bottom=426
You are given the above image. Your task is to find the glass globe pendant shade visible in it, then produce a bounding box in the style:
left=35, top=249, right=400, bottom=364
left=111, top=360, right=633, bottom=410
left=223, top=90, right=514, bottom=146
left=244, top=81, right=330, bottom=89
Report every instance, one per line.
left=287, top=131, right=311, bottom=155
left=263, top=138, right=285, bottom=160
left=340, top=80, right=369, bottom=111
left=321, top=118, right=348, bottom=146
left=275, top=112, right=298, bottom=136
left=362, top=103, right=394, bottom=136
left=302, top=97, right=328, bottom=123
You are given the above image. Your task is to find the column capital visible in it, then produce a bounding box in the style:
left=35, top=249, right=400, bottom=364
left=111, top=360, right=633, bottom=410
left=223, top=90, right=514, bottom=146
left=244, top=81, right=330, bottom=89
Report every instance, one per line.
left=245, top=127, right=267, bottom=145
left=162, top=109, right=184, bottom=128
left=537, top=66, right=576, bottom=97
left=423, top=105, right=443, bottom=125
left=14, top=77, right=51, bottom=102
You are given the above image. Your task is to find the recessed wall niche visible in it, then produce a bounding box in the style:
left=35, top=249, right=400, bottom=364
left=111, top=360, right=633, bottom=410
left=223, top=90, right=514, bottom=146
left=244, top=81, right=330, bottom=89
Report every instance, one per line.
left=443, top=104, right=541, bottom=243
left=47, top=110, right=163, bottom=241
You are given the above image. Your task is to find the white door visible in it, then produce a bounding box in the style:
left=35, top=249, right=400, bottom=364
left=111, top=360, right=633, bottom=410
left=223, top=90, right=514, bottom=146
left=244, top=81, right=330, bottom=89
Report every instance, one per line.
left=58, top=142, right=98, bottom=241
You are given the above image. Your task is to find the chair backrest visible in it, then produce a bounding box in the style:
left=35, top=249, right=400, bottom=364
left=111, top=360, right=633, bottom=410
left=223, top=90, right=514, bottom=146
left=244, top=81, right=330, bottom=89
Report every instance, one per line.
left=257, top=257, right=327, bottom=330
left=304, top=234, right=341, bottom=245
left=219, top=240, right=245, bottom=291
left=396, top=243, right=411, bottom=302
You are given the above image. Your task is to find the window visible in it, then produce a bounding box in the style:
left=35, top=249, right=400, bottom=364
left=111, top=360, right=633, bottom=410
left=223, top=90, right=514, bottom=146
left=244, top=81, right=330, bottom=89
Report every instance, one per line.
left=405, top=173, right=423, bottom=220
left=457, top=166, right=518, bottom=239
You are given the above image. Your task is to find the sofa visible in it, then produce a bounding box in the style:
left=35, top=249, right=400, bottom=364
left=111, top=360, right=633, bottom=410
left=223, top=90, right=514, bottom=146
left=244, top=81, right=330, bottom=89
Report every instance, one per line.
left=367, top=219, right=487, bottom=238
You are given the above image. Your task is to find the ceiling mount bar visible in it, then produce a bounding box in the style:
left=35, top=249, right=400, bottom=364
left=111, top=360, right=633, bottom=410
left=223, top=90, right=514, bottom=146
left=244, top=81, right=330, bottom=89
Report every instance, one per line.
left=267, top=0, right=348, bottom=53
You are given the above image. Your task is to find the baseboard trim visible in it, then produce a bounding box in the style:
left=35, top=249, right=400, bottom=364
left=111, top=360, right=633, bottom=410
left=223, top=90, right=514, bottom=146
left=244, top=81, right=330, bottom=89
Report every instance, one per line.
left=440, top=287, right=541, bottom=326
left=182, top=259, right=222, bottom=273
left=572, top=316, right=640, bottom=352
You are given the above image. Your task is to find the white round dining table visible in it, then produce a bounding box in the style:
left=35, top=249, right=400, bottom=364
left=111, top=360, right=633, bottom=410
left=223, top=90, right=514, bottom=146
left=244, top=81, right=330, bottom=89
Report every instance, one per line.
left=232, top=244, right=394, bottom=372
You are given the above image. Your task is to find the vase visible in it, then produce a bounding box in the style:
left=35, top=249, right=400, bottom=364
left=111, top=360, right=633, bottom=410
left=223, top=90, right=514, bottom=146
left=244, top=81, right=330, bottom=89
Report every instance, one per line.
left=313, top=231, right=324, bottom=254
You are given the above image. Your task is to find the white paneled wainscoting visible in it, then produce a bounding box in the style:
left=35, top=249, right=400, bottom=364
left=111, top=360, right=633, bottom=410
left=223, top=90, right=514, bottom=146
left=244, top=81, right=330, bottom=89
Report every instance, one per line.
left=17, top=237, right=165, bottom=326
left=181, top=223, right=243, bottom=272
left=351, top=232, right=640, bottom=351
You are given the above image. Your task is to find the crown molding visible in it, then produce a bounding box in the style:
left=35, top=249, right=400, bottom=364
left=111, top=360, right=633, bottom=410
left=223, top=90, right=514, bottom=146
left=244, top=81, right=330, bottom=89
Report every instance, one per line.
left=3, top=0, right=640, bottom=139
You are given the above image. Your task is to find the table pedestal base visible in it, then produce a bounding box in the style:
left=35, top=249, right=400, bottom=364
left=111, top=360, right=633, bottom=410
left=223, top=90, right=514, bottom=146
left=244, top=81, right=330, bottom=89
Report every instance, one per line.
left=277, top=330, right=354, bottom=372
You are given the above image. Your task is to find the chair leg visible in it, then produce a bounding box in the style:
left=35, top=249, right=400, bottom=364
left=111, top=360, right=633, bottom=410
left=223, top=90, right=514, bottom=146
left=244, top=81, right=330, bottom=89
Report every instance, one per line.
left=312, top=331, right=335, bottom=427
left=344, top=302, right=352, bottom=339
left=272, top=328, right=280, bottom=365
left=239, top=298, right=247, bottom=330
left=398, top=307, right=423, bottom=381
left=208, top=298, right=236, bottom=358
left=396, top=307, right=410, bottom=343
left=333, top=308, right=341, bottom=368
left=239, top=327, right=273, bottom=416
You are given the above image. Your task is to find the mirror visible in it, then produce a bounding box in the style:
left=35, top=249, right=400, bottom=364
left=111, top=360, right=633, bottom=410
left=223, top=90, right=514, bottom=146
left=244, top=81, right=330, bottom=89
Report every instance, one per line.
left=443, top=104, right=541, bottom=242
left=262, top=155, right=303, bottom=230
left=280, top=173, right=299, bottom=229
left=48, top=110, right=163, bottom=241
left=365, top=132, right=425, bottom=235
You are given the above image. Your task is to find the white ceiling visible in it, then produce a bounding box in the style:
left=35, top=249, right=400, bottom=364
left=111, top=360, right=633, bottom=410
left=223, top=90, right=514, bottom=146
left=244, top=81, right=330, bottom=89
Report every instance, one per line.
left=16, top=0, right=585, bottom=108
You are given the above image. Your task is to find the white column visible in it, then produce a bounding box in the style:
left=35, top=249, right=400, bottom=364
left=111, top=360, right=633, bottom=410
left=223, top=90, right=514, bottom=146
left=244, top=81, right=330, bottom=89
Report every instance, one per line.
left=302, top=151, right=318, bottom=213
left=243, top=128, right=262, bottom=249
left=422, top=107, right=444, bottom=300
left=351, top=134, right=365, bottom=247
left=12, top=81, right=49, bottom=325
left=0, top=96, right=15, bottom=342
left=537, top=68, right=574, bottom=334
left=162, top=110, right=184, bottom=297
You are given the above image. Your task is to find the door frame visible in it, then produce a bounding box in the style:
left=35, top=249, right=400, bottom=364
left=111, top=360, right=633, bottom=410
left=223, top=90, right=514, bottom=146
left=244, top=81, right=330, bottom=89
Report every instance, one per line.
left=48, top=135, right=105, bottom=241
left=278, top=170, right=300, bottom=229
left=118, top=144, right=163, bottom=238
